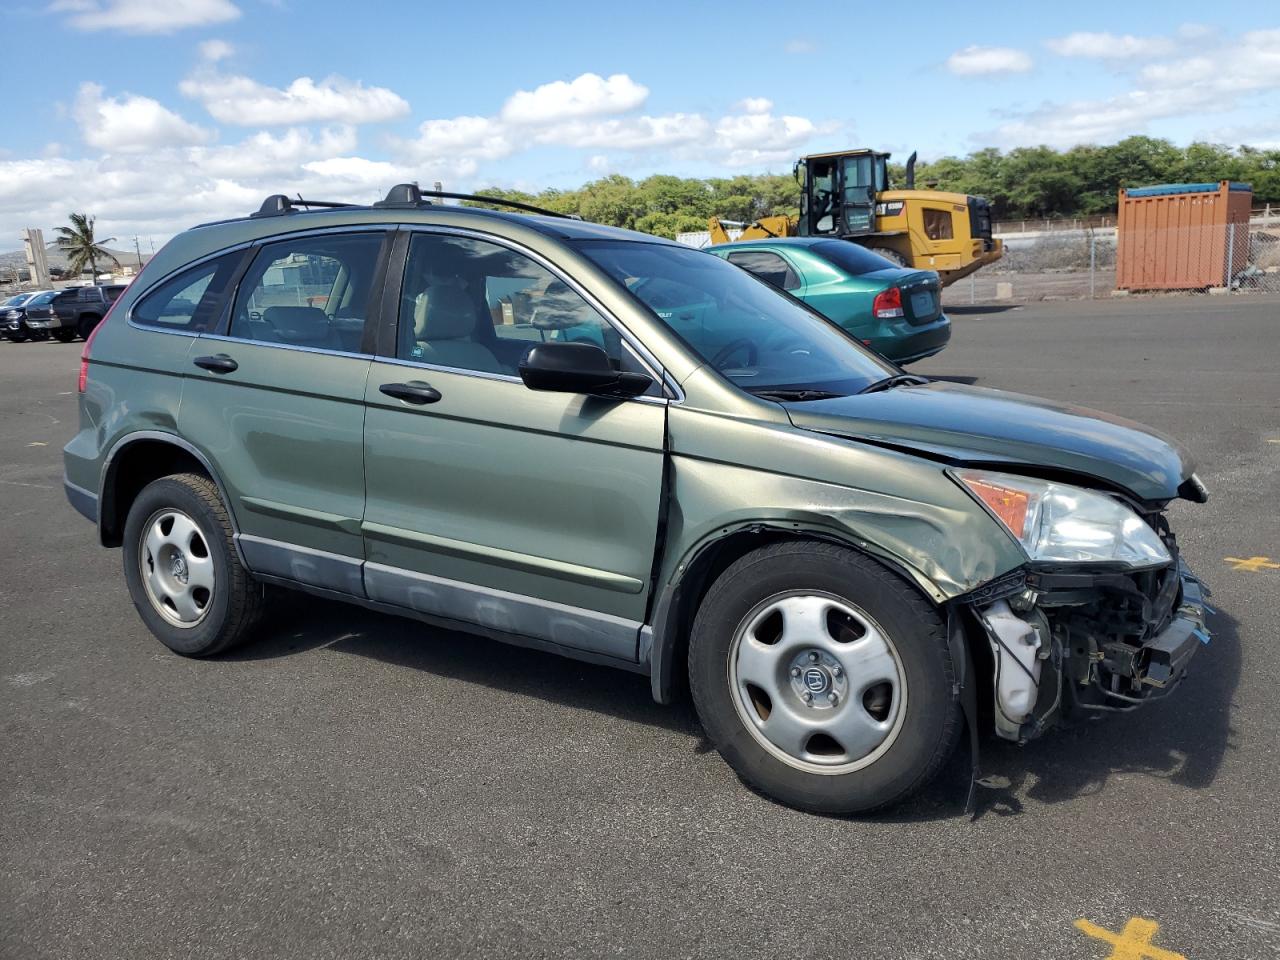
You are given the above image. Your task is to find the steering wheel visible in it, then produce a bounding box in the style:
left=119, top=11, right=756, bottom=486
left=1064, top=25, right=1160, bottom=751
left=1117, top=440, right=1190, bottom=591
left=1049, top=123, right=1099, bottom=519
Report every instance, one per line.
left=711, top=337, right=758, bottom=370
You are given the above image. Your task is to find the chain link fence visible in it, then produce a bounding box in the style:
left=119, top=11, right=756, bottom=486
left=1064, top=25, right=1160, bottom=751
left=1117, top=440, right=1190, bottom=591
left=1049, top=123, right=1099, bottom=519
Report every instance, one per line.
left=948, top=221, right=1280, bottom=304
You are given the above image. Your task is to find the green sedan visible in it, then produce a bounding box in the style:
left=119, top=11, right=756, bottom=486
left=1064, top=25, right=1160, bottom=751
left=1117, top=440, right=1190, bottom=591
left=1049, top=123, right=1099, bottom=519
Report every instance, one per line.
left=708, top=237, right=951, bottom=363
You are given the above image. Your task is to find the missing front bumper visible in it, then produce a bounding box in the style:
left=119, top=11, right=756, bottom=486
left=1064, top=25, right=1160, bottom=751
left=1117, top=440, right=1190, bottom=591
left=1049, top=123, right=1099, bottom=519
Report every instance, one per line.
left=973, top=560, right=1211, bottom=740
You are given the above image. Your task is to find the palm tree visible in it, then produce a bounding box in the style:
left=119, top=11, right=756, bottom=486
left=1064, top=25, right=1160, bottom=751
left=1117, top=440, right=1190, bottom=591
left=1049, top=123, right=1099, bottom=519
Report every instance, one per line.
left=55, top=213, right=121, bottom=281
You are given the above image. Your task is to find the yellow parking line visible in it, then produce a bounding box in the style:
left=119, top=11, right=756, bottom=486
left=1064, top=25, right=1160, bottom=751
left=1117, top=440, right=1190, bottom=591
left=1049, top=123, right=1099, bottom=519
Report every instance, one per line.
left=1074, top=917, right=1186, bottom=960
left=1224, top=556, right=1280, bottom=572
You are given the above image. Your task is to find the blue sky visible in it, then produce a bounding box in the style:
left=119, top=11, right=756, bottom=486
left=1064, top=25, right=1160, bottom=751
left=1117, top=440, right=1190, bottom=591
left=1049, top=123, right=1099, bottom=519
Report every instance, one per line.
left=3, top=0, right=1279, bottom=245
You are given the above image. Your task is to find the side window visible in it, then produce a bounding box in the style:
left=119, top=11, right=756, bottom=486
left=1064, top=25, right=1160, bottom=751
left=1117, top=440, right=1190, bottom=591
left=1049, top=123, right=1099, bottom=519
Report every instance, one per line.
left=923, top=209, right=954, bottom=241
left=131, top=253, right=242, bottom=332
left=397, top=232, right=654, bottom=390
left=228, top=233, right=383, bottom=352
left=727, top=250, right=800, bottom=291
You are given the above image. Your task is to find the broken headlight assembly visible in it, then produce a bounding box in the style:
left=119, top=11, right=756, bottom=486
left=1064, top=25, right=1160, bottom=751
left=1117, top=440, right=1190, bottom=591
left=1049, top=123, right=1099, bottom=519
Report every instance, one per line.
left=951, top=469, right=1208, bottom=744
left=953, top=469, right=1170, bottom=568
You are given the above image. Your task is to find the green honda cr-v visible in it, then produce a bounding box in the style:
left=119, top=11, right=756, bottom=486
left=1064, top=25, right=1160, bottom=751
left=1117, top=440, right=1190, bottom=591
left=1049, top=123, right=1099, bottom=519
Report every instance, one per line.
left=64, top=184, right=1211, bottom=814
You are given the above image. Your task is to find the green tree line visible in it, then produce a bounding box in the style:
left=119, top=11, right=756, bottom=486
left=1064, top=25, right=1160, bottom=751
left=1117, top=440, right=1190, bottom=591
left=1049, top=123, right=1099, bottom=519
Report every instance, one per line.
left=468, top=137, right=1280, bottom=238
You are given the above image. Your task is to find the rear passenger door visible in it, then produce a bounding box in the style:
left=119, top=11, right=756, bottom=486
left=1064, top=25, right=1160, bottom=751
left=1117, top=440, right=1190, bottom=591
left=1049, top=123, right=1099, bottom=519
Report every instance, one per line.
left=178, top=229, right=391, bottom=592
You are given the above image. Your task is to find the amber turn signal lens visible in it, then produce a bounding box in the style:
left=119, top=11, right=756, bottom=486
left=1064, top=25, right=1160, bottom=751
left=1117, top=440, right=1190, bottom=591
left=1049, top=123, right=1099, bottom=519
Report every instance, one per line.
left=962, top=477, right=1029, bottom=538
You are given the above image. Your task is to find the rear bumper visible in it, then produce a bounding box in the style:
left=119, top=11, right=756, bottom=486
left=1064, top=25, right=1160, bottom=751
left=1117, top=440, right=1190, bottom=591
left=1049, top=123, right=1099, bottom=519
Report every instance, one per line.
left=870, top=315, right=952, bottom=364
left=64, top=476, right=98, bottom=523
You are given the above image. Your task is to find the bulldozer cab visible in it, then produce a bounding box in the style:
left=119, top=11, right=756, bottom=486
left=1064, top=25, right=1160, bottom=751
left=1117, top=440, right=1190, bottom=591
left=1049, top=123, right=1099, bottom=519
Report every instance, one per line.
left=797, top=150, right=889, bottom=238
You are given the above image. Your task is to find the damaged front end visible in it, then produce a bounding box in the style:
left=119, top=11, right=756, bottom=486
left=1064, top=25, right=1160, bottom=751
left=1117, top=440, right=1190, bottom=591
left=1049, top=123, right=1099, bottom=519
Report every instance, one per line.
left=951, top=473, right=1212, bottom=742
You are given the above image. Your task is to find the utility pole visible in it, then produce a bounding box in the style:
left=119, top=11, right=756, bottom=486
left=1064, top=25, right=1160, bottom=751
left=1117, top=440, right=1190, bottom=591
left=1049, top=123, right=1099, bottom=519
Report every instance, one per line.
left=133, top=236, right=143, bottom=270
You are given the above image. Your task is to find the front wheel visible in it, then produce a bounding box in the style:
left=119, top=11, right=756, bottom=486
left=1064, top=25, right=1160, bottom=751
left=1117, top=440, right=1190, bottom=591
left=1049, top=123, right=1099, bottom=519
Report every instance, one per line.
left=122, top=472, right=264, bottom=657
left=688, top=541, right=961, bottom=814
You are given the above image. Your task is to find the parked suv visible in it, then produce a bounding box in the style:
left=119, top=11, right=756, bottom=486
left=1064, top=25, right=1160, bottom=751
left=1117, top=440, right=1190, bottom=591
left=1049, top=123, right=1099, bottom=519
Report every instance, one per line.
left=63, top=185, right=1212, bottom=813
left=2, top=290, right=54, bottom=341
left=26, top=283, right=126, bottom=341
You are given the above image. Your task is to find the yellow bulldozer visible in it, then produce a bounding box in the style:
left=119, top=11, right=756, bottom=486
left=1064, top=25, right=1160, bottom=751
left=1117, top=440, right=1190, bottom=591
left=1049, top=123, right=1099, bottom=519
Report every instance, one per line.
left=707, top=149, right=1003, bottom=287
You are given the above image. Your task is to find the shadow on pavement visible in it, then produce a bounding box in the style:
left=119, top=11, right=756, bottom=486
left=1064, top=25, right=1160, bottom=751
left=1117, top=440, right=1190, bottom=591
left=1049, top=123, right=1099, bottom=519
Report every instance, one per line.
left=230, top=592, right=1240, bottom=822
left=881, top=607, right=1241, bottom=822
left=228, top=592, right=703, bottom=738
left=944, top=304, right=1024, bottom=315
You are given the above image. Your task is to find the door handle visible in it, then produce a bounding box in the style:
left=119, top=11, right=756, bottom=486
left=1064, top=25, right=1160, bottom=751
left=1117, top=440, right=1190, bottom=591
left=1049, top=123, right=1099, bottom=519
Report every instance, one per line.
left=193, top=354, right=238, bottom=374
left=379, top=381, right=442, bottom=405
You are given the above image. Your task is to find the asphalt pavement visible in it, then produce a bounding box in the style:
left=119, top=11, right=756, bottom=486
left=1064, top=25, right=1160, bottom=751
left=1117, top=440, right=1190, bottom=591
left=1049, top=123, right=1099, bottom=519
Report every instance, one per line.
left=2, top=293, right=1278, bottom=959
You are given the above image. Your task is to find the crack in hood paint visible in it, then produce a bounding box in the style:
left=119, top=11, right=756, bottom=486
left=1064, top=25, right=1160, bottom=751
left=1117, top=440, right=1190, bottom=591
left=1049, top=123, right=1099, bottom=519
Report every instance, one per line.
left=784, top=382, right=1194, bottom=501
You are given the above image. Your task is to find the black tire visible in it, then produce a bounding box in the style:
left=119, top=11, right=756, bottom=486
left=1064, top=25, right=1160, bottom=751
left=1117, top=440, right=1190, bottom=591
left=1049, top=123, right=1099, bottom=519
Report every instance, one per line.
left=688, top=541, right=961, bottom=814
left=53, top=330, right=77, bottom=343
left=868, top=246, right=909, bottom=267
left=122, top=472, right=264, bottom=657
left=77, top=314, right=101, bottom=340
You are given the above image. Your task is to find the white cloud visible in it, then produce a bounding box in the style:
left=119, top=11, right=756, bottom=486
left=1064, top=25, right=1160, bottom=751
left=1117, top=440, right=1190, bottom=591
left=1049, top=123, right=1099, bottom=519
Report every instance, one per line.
left=538, top=114, right=710, bottom=150
left=737, top=97, right=772, bottom=115
left=395, top=115, right=513, bottom=162
left=0, top=68, right=839, bottom=251
left=198, top=39, right=233, bottom=62
left=1046, top=31, right=1176, bottom=60
left=180, top=71, right=410, bottom=126
left=192, top=126, right=358, bottom=178
left=501, top=73, right=648, bottom=125
left=713, top=108, right=826, bottom=167
left=73, top=82, right=212, bottom=152
left=946, top=45, right=1033, bottom=76
left=50, top=0, right=240, bottom=34
left=784, top=38, right=815, bottom=55
left=990, top=28, right=1280, bottom=147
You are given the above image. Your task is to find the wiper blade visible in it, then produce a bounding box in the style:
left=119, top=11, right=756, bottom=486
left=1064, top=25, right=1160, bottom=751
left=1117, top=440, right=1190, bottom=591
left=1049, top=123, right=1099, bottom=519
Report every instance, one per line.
left=858, top=374, right=930, bottom=394
left=750, top=389, right=845, bottom=402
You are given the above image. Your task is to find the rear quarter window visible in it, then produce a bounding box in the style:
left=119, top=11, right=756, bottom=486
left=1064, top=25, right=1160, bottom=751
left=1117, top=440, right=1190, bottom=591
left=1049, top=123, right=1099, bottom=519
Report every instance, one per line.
left=130, top=252, right=243, bottom=332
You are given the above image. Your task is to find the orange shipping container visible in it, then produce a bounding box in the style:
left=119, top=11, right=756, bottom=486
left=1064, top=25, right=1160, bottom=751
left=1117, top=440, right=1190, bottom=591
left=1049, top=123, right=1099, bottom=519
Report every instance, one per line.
left=1116, top=181, right=1252, bottom=291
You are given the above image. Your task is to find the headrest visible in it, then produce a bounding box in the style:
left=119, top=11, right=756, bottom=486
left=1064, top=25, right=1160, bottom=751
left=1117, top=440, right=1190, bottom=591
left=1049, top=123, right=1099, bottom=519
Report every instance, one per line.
left=263, top=306, right=331, bottom=345
left=531, top=280, right=589, bottom=330
left=421, top=286, right=477, bottom=340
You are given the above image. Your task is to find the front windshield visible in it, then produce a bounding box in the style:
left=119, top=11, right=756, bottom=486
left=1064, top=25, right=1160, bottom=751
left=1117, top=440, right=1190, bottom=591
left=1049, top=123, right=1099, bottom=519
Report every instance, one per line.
left=574, top=240, right=894, bottom=395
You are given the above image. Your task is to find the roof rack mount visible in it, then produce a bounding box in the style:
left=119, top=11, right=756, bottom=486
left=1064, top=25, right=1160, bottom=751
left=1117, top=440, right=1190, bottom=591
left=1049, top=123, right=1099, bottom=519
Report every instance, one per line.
left=373, top=183, right=578, bottom=219
left=251, top=194, right=354, bottom=219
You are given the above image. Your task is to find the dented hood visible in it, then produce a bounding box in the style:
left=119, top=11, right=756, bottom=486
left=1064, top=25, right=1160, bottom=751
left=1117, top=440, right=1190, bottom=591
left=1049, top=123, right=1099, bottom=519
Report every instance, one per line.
left=784, top=382, right=1194, bottom=502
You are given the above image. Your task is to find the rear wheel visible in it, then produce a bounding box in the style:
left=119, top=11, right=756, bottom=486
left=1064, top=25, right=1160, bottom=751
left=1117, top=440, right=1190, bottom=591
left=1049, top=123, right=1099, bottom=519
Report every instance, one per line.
left=688, top=541, right=961, bottom=814
left=77, top=314, right=101, bottom=340
left=869, top=247, right=909, bottom=267
left=122, top=473, right=264, bottom=657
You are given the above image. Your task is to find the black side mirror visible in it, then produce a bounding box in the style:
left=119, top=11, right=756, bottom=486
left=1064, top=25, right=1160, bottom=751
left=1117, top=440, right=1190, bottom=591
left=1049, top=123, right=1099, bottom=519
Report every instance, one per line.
left=518, top=341, right=653, bottom=398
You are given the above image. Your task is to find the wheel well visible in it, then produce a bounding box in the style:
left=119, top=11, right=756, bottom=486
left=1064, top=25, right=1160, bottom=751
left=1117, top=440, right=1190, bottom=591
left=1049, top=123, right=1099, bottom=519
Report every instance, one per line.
left=100, top=440, right=210, bottom=547
left=653, top=527, right=939, bottom=703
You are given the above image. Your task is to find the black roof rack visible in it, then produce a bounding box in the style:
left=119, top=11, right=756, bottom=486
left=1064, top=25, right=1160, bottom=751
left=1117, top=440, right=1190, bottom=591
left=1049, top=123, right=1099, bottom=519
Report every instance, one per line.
left=251, top=194, right=356, bottom=219
left=372, top=183, right=577, bottom=219
left=250, top=184, right=577, bottom=222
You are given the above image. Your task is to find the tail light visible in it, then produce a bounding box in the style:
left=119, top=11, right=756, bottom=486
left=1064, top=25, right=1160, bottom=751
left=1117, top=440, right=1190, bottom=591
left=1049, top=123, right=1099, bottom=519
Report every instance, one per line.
left=873, top=286, right=904, bottom=319
left=78, top=298, right=119, bottom=393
